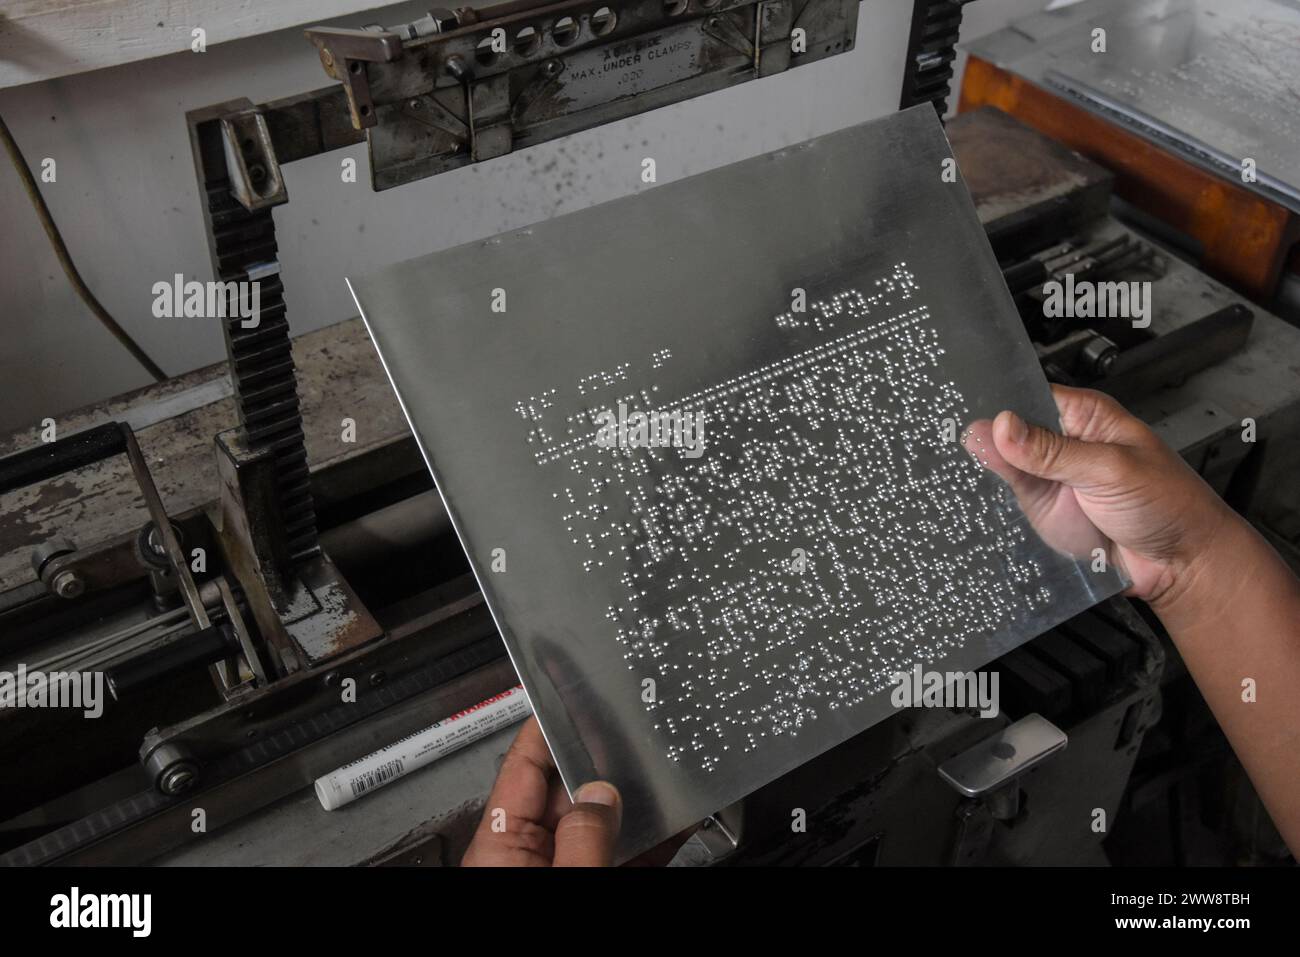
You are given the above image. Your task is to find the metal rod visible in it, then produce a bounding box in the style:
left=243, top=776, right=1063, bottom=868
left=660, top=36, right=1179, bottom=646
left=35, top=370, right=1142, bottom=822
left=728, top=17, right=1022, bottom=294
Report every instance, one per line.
left=119, top=426, right=211, bottom=632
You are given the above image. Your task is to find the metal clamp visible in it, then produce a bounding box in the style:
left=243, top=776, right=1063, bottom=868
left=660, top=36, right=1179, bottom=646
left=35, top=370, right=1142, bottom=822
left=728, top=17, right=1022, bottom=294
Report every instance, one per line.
left=305, top=26, right=404, bottom=129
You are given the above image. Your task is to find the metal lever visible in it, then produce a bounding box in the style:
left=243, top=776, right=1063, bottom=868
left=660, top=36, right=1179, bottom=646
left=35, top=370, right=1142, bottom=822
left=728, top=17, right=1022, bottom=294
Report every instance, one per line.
left=939, top=712, right=1067, bottom=803
left=938, top=714, right=1066, bottom=865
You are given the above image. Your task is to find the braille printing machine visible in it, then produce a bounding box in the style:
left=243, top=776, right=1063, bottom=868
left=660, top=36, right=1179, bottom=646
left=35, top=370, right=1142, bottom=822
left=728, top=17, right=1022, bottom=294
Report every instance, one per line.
left=1, top=0, right=1297, bottom=866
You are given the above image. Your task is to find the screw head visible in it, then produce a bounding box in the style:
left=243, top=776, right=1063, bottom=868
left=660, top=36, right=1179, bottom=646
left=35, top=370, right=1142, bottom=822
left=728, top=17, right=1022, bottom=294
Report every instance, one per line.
left=51, top=569, right=85, bottom=599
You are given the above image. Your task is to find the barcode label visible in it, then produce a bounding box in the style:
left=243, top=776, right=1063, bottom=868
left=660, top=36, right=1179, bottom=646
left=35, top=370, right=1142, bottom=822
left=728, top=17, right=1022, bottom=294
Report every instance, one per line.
left=349, top=758, right=406, bottom=797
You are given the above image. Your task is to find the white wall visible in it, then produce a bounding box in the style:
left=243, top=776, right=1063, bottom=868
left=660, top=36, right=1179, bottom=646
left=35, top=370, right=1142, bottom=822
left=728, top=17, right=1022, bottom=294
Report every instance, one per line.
left=0, top=0, right=1048, bottom=434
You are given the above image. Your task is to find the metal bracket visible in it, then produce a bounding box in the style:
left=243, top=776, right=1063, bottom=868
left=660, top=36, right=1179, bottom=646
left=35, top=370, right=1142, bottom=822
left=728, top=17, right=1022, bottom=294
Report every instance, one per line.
left=703, top=11, right=757, bottom=61
left=305, top=26, right=404, bottom=129
left=214, top=430, right=383, bottom=674
left=219, top=110, right=288, bottom=210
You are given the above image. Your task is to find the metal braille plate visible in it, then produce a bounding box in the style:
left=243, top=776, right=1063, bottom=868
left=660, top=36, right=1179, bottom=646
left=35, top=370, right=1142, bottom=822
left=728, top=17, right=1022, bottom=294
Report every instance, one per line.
left=348, top=104, right=1127, bottom=860
left=966, top=0, right=1300, bottom=212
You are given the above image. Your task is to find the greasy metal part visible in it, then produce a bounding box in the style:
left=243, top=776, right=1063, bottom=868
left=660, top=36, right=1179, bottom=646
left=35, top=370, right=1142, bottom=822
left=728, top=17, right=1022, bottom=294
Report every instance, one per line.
left=46, top=568, right=84, bottom=599
left=303, top=0, right=857, bottom=189
left=5, top=641, right=512, bottom=865
left=694, top=803, right=744, bottom=860
left=937, top=713, right=1067, bottom=797
left=213, top=429, right=383, bottom=672
left=31, top=539, right=81, bottom=598
left=144, top=743, right=199, bottom=797
left=964, top=0, right=1300, bottom=214
left=3, top=586, right=228, bottom=682
left=375, top=8, right=462, bottom=40
left=1033, top=300, right=1255, bottom=405
left=257, top=87, right=367, bottom=164
left=1078, top=335, right=1118, bottom=378
left=188, top=101, right=320, bottom=569
left=305, top=27, right=404, bottom=130
left=104, top=623, right=238, bottom=700
left=317, top=489, right=452, bottom=568
left=0, top=422, right=211, bottom=627
left=1097, top=305, right=1254, bottom=404
left=5, top=509, right=213, bottom=616
left=217, top=576, right=269, bottom=687
left=946, top=107, right=1112, bottom=260
left=117, top=430, right=210, bottom=634
left=348, top=105, right=1127, bottom=858
left=0, top=421, right=125, bottom=495
left=29, top=539, right=75, bottom=578
left=948, top=798, right=995, bottom=865
left=219, top=110, right=288, bottom=210
left=1044, top=70, right=1300, bottom=216
left=899, top=0, right=972, bottom=115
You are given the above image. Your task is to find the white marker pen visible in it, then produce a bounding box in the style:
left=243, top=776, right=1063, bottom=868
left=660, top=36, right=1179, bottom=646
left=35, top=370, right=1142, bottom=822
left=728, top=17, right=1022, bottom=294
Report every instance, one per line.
left=314, top=684, right=531, bottom=811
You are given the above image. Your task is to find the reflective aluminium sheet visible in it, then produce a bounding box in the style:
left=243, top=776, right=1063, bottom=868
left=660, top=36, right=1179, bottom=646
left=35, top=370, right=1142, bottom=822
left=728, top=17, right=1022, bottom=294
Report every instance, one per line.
left=966, top=0, right=1300, bottom=213
left=348, top=104, right=1127, bottom=859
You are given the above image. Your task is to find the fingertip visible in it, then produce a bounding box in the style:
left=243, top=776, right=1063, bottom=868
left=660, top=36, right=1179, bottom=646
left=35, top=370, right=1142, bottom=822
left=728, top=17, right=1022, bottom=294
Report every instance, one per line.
left=575, top=780, right=621, bottom=808
left=993, top=409, right=1029, bottom=448
left=554, top=785, right=623, bottom=866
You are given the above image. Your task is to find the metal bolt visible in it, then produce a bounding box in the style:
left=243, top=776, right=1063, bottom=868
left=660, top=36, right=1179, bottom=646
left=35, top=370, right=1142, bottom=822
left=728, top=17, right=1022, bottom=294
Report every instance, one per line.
left=160, top=765, right=195, bottom=795
left=51, top=569, right=85, bottom=599
left=369, top=670, right=387, bottom=687
left=444, top=54, right=468, bottom=80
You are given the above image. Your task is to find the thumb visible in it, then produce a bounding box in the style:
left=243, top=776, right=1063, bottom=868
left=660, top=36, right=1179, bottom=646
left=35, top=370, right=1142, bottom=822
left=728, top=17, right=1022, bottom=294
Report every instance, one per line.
left=553, top=781, right=622, bottom=867
left=992, top=409, right=1120, bottom=489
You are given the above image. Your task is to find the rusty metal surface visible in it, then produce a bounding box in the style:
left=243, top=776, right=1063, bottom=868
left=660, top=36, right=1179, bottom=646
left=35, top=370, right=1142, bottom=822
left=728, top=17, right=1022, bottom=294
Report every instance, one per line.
left=344, top=0, right=859, bottom=189
left=947, top=106, right=1112, bottom=243
left=964, top=0, right=1300, bottom=213
left=0, top=319, right=411, bottom=596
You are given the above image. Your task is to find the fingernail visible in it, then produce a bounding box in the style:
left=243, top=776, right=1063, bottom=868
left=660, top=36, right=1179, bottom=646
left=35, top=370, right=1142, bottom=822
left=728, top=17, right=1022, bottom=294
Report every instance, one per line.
left=576, top=781, right=620, bottom=807
left=1004, top=411, right=1028, bottom=445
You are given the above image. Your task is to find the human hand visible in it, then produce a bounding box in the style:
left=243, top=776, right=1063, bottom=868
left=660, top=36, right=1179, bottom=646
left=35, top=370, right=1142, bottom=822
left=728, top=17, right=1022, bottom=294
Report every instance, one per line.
left=461, top=716, right=621, bottom=866
left=965, top=384, right=1238, bottom=610
left=972, top=386, right=1300, bottom=856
